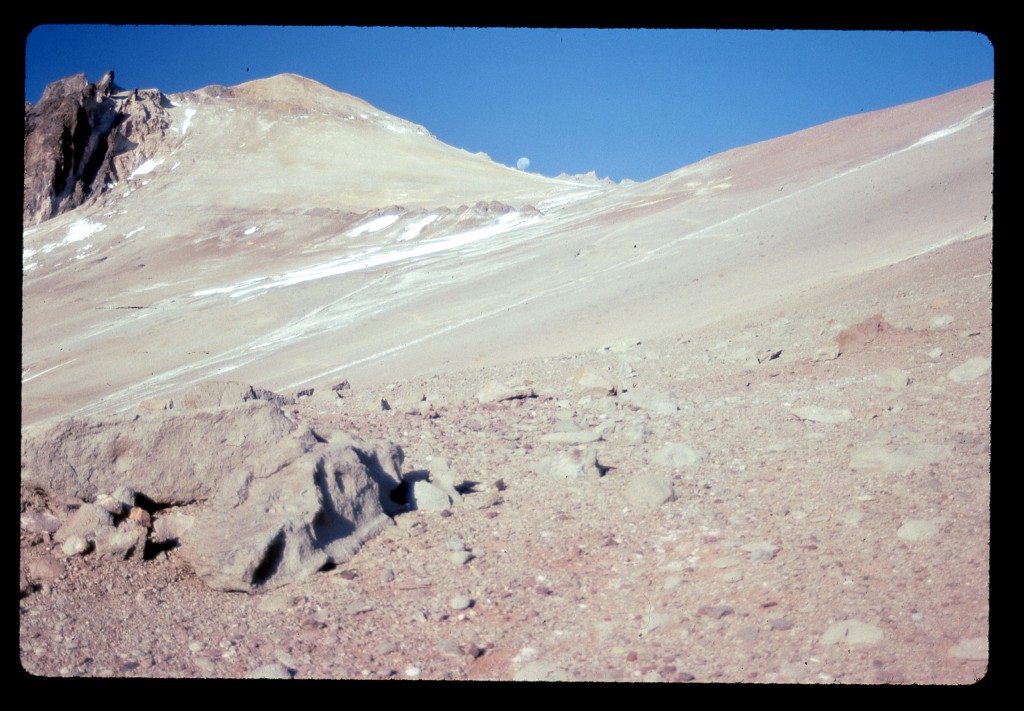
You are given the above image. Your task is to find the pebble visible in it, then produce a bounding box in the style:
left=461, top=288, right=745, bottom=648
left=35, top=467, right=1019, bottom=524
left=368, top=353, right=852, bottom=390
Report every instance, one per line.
left=61, top=536, right=88, bottom=557
left=948, top=637, right=988, bottom=661
left=740, top=541, right=779, bottom=561
left=897, top=519, right=940, bottom=541
left=448, top=551, right=473, bottom=566
left=449, top=595, right=472, bottom=611
left=948, top=357, right=991, bottom=383
left=514, top=661, right=571, bottom=682
left=698, top=605, right=734, bottom=619
left=624, top=473, right=676, bottom=509
left=819, top=619, right=884, bottom=646
left=246, top=662, right=292, bottom=679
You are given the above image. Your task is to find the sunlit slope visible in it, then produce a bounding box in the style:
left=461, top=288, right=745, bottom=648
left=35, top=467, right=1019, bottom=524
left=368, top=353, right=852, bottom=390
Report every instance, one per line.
left=21, top=78, right=992, bottom=424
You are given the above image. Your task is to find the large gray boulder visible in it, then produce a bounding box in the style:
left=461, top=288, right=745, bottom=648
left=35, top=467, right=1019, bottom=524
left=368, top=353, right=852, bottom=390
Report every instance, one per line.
left=21, top=399, right=301, bottom=505
left=182, top=433, right=403, bottom=592
left=20, top=382, right=406, bottom=592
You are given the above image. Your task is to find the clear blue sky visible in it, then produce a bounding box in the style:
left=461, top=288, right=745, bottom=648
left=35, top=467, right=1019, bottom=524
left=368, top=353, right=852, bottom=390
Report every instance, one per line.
left=24, top=26, right=993, bottom=183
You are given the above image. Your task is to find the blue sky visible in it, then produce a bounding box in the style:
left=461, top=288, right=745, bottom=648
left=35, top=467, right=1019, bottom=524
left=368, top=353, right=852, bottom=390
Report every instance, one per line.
left=24, top=26, right=993, bottom=183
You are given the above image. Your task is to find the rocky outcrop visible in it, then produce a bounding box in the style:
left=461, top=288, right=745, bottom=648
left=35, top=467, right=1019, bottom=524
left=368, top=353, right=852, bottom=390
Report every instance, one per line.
left=20, top=381, right=407, bottom=592
left=24, top=70, right=174, bottom=226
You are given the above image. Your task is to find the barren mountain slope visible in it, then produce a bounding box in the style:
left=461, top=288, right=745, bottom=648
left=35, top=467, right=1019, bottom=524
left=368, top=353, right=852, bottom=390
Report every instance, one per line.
left=20, top=76, right=992, bottom=683
left=21, top=78, right=992, bottom=427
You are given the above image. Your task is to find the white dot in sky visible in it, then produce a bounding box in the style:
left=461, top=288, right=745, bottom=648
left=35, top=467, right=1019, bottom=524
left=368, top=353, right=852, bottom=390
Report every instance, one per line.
left=516, top=156, right=530, bottom=171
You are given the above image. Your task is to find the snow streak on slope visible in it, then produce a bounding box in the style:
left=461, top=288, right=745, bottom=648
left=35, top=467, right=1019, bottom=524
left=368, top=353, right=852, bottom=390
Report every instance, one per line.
left=194, top=211, right=536, bottom=300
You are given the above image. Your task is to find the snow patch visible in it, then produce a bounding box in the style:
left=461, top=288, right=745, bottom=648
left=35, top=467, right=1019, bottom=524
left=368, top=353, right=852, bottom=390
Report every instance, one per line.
left=347, top=213, right=401, bottom=237
left=65, top=219, right=106, bottom=244
left=129, top=158, right=164, bottom=180
left=913, top=105, right=992, bottom=147
left=125, top=226, right=146, bottom=239
left=397, top=214, right=438, bottom=241
left=181, top=108, right=197, bottom=135
left=244, top=225, right=260, bottom=236
left=221, top=211, right=534, bottom=298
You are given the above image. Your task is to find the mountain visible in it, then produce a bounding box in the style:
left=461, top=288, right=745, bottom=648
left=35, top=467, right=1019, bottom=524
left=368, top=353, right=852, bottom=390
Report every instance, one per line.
left=20, top=73, right=992, bottom=682
left=21, top=74, right=992, bottom=426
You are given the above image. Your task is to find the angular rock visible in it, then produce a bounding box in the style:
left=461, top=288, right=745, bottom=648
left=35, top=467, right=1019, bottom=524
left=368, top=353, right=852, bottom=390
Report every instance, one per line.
left=429, top=456, right=463, bottom=505
left=537, top=448, right=604, bottom=481
left=28, top=556, right=65, bottom=583
left=180, top=436, right=404, bottom=592
left=812, top=343, right=841, bottom=362
left=152, top=513, right=195, bottom=543
left=624, top=473, right=675, bottom=509
left=653, top=443, right=704, bottom=467
left=408, top=480, right=452, bottom=511
left=948, top=637, right=988, bottom=661
left=475, top=381, right=536, bottom=403
left=572, top=366, right=617, bottom=396
left=55, top=502, right=114, bottom=543
left=95, top=520, right=148, bottom=560
left=619, top=388, right=678, bottom=414
left=897, top=519, right=940, bottom=541
left=820, top=619, right=884, bottom=646
left=61, top=536, right=89, bottom=556
left=20, top=509, right=62, bottom=534
left=21, top=399, right=302, bottom=505
left=850, top=443, right=953, bottom=473
left=514, top=661, right=571, bottom=682
left=947, top=357, right=991, bottom=383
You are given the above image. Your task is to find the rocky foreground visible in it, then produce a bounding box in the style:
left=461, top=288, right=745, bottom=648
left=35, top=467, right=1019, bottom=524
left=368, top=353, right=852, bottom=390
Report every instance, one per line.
left=19, top=232, right=990, bottom=683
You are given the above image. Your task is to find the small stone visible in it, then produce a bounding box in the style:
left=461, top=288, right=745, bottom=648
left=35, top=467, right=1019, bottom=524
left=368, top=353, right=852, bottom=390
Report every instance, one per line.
left=698, top=605, right=735, bottom=619
left=445, top=538, right=466, bottom=551
left=875, top=368, right=911, bottom=391
left=514, top=661, right=570, bottom=682
left=624, top=473, right=676, bottom=509
left=948, top=357, right=991, bottom=383
left=28, top=556, right=64, bottom=583
left=61, top=536, right=89, bottom=556
left=188, top=642, right=205, bottom=653
left=948, top=637, right=988, bottom=661
left=626, top=651, right=638, bottom=662
left=448, top=551, right=473, bottom=566
left=437, top=639, right=463, bottom=656
left=246, top=662, right=293, bottom=679
left=450, top=595, right=472, bottom=611
left=464, top=643, right=483, bottom=659
left=768, top=618, right=794, bottom=631
left=741, top=541, right=779, bottom=561
left=897, top=519, right=940, bottom=541
left=820, top=619, right=884, bottom=646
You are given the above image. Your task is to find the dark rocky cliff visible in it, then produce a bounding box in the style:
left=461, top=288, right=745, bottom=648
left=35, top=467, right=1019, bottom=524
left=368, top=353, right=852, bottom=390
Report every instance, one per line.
left=24, top=70, right=173, bottom=226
